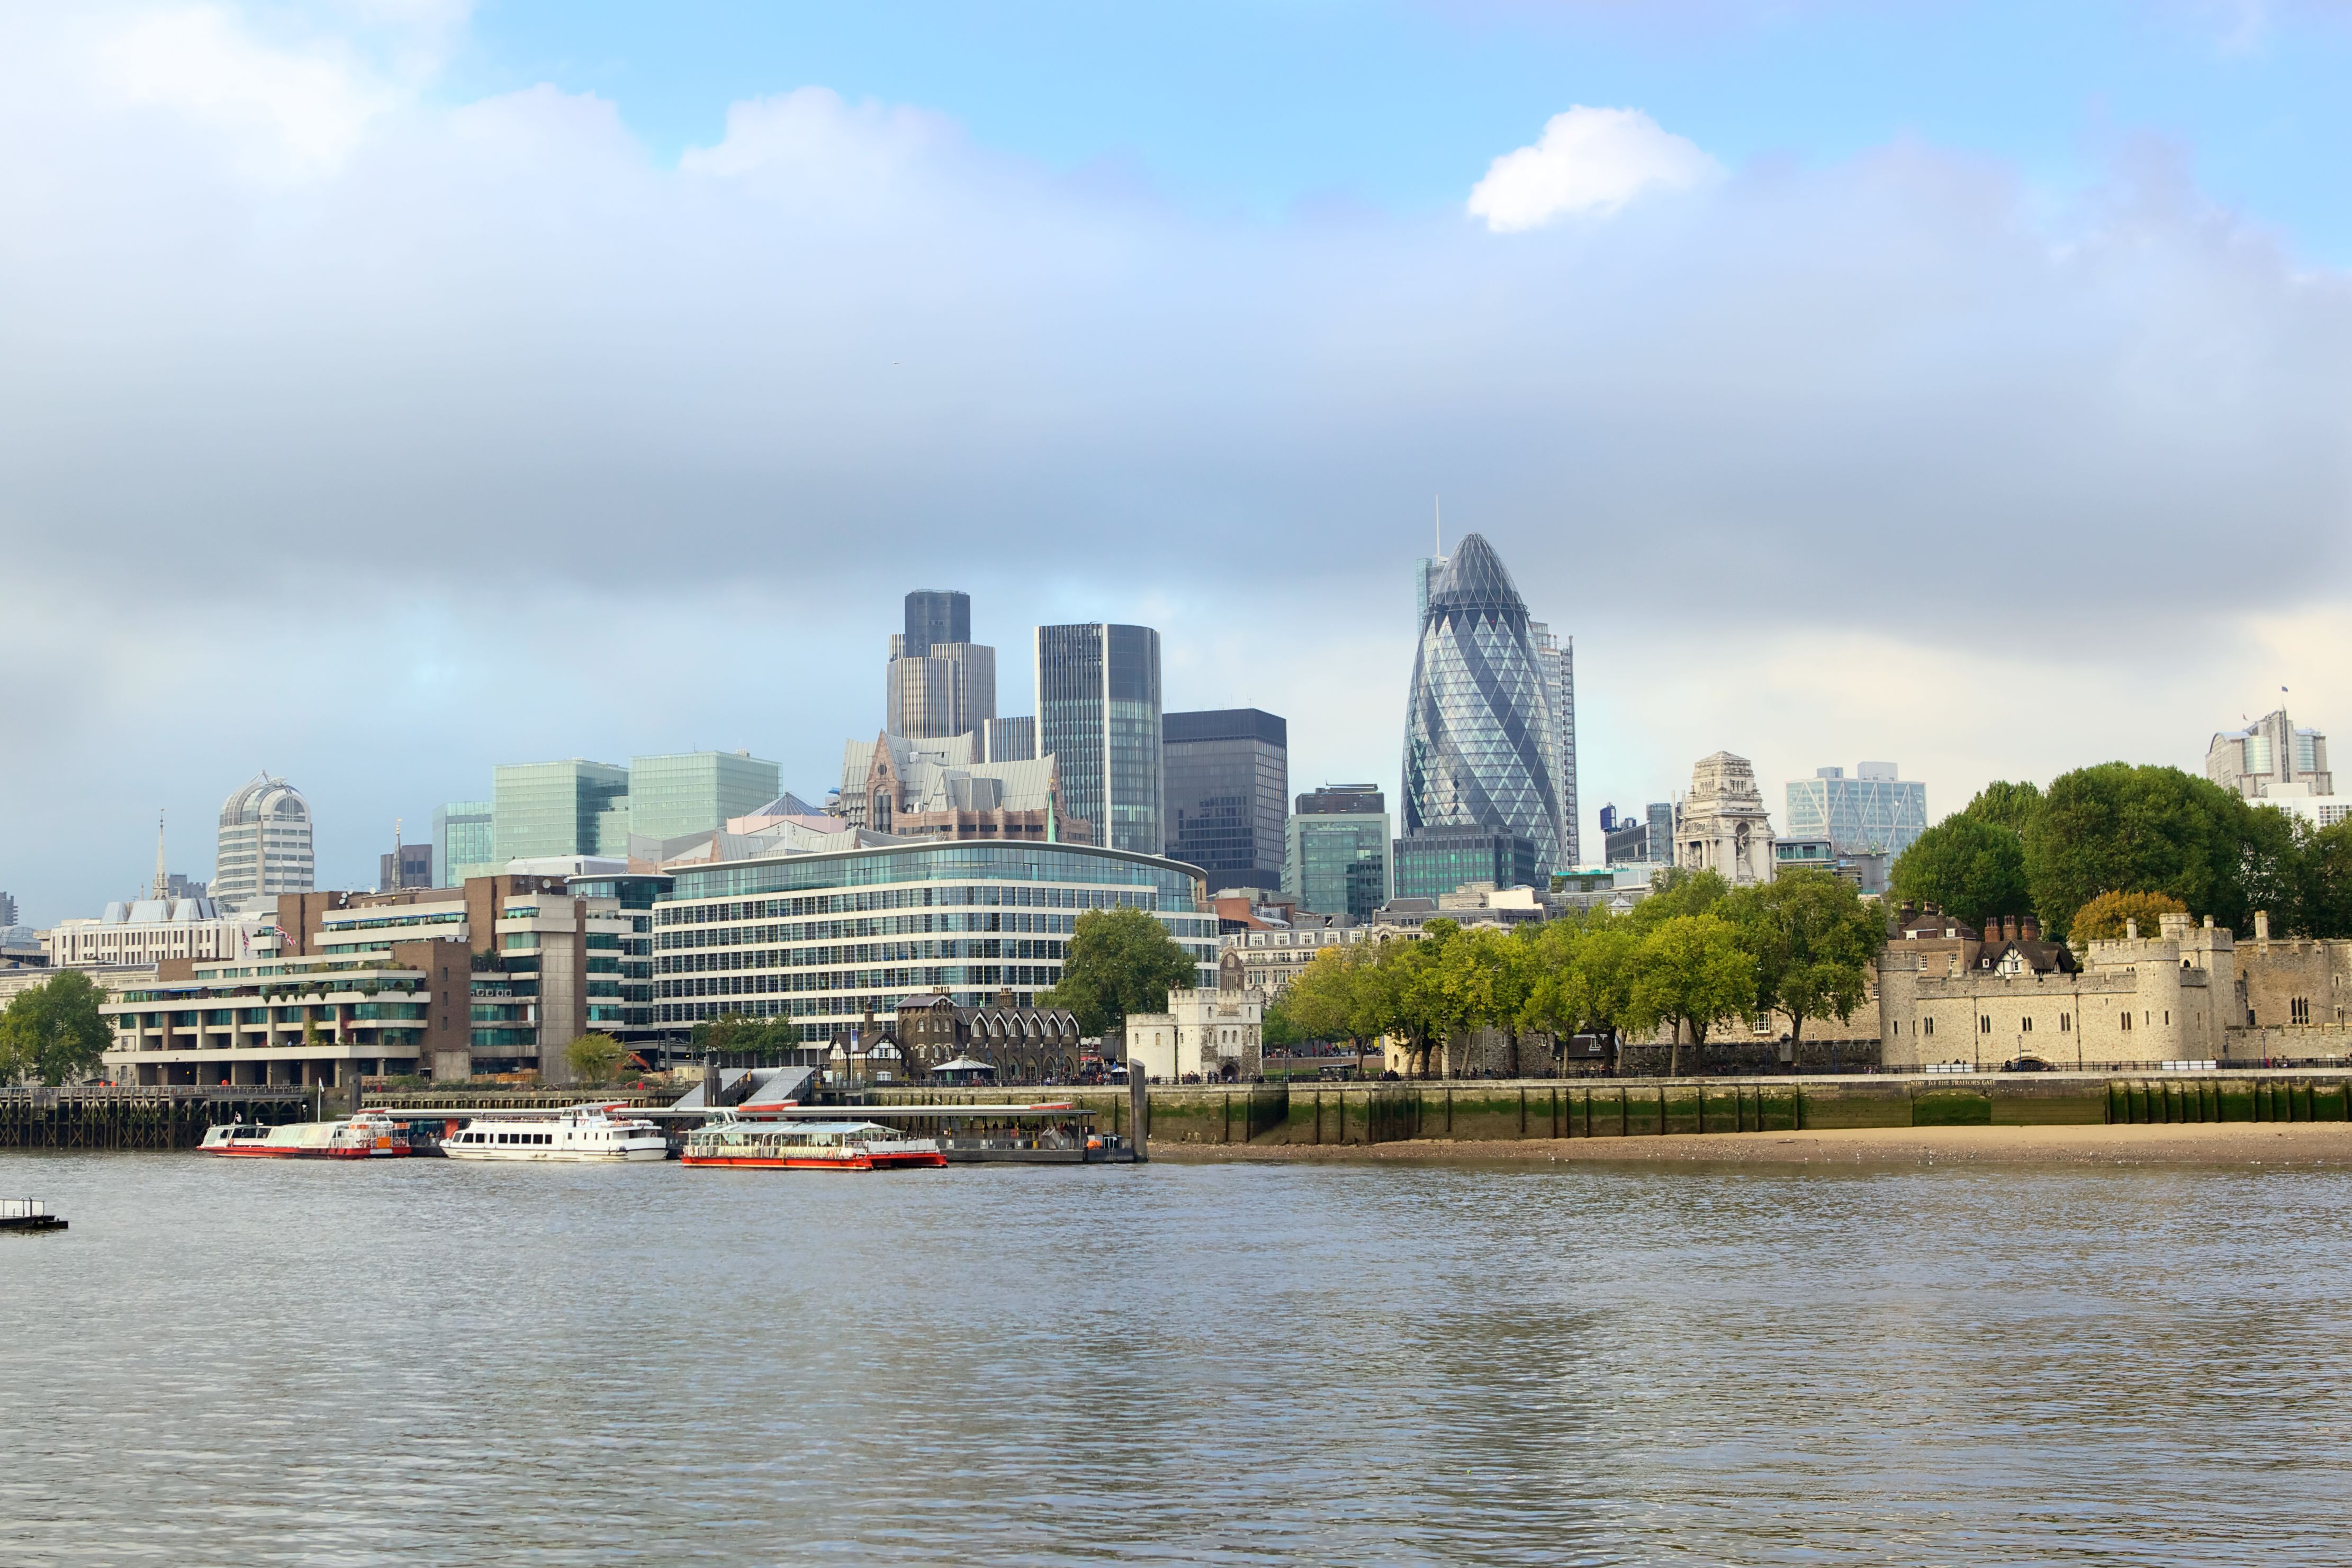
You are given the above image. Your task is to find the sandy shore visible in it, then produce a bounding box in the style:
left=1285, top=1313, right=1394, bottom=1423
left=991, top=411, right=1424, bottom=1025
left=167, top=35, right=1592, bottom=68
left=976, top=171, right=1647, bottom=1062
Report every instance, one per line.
left=1149, top=1121, right=2352, bottom=1166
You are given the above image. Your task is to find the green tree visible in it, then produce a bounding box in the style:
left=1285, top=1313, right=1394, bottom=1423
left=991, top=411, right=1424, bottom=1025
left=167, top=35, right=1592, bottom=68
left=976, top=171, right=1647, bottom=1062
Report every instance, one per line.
left=565, top=1032, right=625, bottom=1083
left=1888, top=814, right=2031, bottom=931
left=1624, top=914, right=1756, bottom=1077
left=1039, top=906, right=1198, bottom=1039
left=2307, top=819, right=2352, bottom=939
left=1627, top=866, right=1731, bottom=930
left=2065, top=890, right=2191, bottom=942
left=0, top=970, right=112, bottom=1086
left=1521, top=914, right=1640, bottom=1067
left=1281, top=944, right=1380, bottom=1047
left=1966, top=780, right=2044, bottom=833
left=2023, top=763, right=2249, bottom=940
left=1724, top=869, right=1885, bottom=1051
left=1443, top=926, right=1540, bottom=1076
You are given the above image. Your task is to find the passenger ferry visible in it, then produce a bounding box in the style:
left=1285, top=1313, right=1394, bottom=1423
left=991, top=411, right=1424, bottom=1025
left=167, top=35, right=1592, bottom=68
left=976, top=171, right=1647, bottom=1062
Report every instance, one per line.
left=681, top=1114, right=946, bottom=1171
left=441, top=1103, right=669, bottom=1163
left=199, top=1107, right=411, bottom=1159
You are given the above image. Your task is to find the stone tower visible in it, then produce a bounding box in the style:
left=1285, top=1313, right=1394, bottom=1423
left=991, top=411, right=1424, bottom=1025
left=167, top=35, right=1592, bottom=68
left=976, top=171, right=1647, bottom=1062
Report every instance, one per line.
left=1675, top=752, right=1776, bottom=886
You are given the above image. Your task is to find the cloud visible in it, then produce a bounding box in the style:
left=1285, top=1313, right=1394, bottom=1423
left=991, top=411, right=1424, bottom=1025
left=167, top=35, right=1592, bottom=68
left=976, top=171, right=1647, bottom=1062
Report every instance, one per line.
left=1, top=6, right=2350, bottom=921
left=1466, top=105, right=1718, bottom=231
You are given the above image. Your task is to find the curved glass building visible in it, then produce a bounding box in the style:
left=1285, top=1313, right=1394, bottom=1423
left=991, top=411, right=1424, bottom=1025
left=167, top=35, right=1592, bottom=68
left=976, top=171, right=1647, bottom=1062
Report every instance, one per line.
left=1402, top=534, right=1563, bottom=879
left=213, top=773, right=314, bottom=909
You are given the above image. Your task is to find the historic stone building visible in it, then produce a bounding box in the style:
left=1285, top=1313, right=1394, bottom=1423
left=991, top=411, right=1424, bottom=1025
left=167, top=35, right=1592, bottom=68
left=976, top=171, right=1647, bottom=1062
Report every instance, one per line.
left=1674, top=752, right=1776, bottom=886
left=1125, top=951, right=1267, bottom=1082
left=893, top=992, right=1083, bottom=1082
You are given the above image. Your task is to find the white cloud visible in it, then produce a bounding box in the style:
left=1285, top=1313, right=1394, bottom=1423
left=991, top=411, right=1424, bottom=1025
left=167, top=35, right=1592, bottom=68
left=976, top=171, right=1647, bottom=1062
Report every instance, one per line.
left=1467, top=105, right=1718, bottom=231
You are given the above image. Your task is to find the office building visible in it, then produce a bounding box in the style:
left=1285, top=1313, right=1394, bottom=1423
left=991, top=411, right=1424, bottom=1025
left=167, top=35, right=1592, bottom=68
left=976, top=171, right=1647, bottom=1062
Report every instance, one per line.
left=212, top=773, right=314, bottom=911
left=1402, top=534, right=1566, bottom=878
left=1285, top=785, right=1392, bottom=920
left=0, top=891, right=15, bottom=927
left=1646, top=802, right=1674, bottom=866
left=1393, top=826, right=1538, bottom=903
left=836, top=732, right=1078, bottom=843
left=2208, top=708, right=2332, bottom=800
left=1600, top=804, right=1648, bottom=863
left=494, top=759, right=629, bottom=866
left=379, top=840, right=434, bottom=892
left=1783, top=763, right=1929, bottom=859
left=1037, top=623, right=1163, bottom=855
left=1675, top=752, right=1776, bottom=885
left=650, top=839, right=1219, bottom=1040
left=435, top=801, right=496, bottom=886
left=886, top=590, right=996, bottom=740
left=1162, top=709, right=1288, bottom=891
left=1528, top=620, right=1580, bottom=867
left=628, top=751, right=782, bottom=841
left=49, top=895, right=278, bottom=969
left=981, top=716, right=1036, bottom=762
left=1774, top=836, right=1891, bottom=896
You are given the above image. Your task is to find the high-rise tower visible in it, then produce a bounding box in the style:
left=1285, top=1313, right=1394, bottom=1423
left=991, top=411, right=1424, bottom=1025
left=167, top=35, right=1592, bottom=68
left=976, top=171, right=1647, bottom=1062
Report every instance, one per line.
left=1037, top=623, right=1163, bottom=854
left=213, top=773, right=314, bottom=911
left=887, top=590, right=996, bottom=740
left=1401, top=535, right=1565, bottom=881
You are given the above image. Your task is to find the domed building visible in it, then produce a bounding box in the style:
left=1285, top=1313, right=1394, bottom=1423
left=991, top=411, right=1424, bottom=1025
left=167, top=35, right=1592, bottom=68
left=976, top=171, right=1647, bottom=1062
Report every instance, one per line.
left=213, top=773, right=314, bottom=911
left=1402, top=534, right=1566, bottom=880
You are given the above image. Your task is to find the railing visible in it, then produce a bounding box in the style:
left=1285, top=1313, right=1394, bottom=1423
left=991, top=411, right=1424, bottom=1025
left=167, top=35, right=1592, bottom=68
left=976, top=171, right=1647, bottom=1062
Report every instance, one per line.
left=1, top=1199, right=52, bottom=1221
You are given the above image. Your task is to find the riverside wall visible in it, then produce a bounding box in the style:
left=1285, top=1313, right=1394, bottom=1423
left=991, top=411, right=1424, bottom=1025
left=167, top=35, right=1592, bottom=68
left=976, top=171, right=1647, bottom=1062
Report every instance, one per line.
left=866, top=1073, right=2352, bottom=1147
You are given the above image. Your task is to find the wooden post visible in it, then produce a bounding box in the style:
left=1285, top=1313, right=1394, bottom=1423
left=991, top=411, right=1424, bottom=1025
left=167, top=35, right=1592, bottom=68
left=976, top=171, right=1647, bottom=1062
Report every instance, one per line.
left=1130, top=1069, right=1149, bottom=1160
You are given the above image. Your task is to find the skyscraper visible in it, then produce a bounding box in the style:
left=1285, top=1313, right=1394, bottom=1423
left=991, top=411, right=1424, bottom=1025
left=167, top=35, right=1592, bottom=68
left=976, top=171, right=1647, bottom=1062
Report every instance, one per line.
left=1162, top=709, right=1288, bottom=890
left=1784, top=763, right=1928, bottom=859
left=886, top=589, right=996, bottom=740
left=493, top=760, right=630, bottom=864
left=1401, top=534, right=1565, bottom=882
left=628, top=751, right=782, bottom=841
left=1037, top=623, right=1163, bottom=854
left=1528, top=619, right=1580, bottom=866
left=435, top=800, right=496, bottom=886
left=2207, top=708, right=2332, bottom=799
left=213, top=773, right=314, bottom=911
left=1286, top=785, right=1391, bottom=919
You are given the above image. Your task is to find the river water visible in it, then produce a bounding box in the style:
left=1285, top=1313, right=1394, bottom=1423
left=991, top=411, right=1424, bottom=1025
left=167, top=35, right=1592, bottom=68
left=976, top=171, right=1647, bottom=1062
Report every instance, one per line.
left=2, top=1152, right=2347, bottom=1566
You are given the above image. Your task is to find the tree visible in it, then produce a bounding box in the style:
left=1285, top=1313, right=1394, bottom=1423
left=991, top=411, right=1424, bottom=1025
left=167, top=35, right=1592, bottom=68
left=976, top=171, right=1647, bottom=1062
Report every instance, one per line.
left=1725, top=869, right=1885, bottom=1052
left=1521, top=914, right=1639, bottom=1069
left=1888, top=814, right=2031, bottom=931
left=2023, top=763, right=2249, bottom=940
left=1966, top=780, right=2044, bottom=834
left=1440, top=926, right=1539, bottom=1076
left=1281, top=943, right=1382, bottom=1048
left=1039, top=906, right=1198, bottom=1039
left=565, top=1032, right=625, bottom=1083
left=1627, top=866, right=1731, bottom=930
left=1624, top=914, right=1755, bottom=1076
left=2066, top=890, right=2190, bottom=942
left=2307, top=819, right=2352, bottom=940
left=0, top=970, right=112, bottom=1086
left=1385, top=921, right=1477, bottom=1078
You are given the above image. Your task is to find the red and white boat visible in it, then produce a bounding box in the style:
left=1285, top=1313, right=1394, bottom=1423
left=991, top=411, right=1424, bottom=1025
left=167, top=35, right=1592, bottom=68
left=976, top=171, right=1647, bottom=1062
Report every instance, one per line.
left=681, top=1114, right=945, bottom=1171
left=199, top=1107, right=411, bottom=1159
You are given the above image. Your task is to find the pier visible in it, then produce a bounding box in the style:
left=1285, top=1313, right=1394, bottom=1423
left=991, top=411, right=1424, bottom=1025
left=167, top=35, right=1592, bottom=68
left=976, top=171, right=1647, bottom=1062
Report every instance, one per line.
left=0, top=1086, right=317, bottom=1151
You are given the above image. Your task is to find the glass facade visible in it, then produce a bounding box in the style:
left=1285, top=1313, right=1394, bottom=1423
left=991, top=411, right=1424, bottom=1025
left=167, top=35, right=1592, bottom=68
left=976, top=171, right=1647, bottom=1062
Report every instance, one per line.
left=1393, top=827, right=1538, bottom=902
left=1783, top=766, right=1929, bottom=858
left=213, top=774, right=314, bottom=907
left=627, top=752, right=782, bottom=842
left=1286, top=809, right=1391, bottom=919
left=654, top=841, right=1214, bottom=1039
left=1037, top=623, right=1163, bottom=854
left=493, top=760, right=630, bottom=864
left=903, top=590, right=971, bottom=656
left=1402, top=535, right=1563, bottom=878
left=435, top=800, right=495, bottom=886
left=1162, top=709, right=1287, bottom=890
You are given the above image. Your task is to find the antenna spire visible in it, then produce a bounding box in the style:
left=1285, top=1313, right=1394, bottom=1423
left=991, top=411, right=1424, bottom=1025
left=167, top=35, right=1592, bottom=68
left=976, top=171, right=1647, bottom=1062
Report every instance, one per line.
left=1435, top=495, right=1442, bottom=556
left=151, top=809, right=168, bottom=902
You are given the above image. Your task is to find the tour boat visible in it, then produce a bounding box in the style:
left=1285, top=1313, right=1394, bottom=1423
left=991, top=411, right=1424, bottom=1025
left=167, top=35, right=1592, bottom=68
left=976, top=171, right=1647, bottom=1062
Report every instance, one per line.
left=199, top=1107, right=411, bottom=1160
left=681, top=1114, right=946, bottom=1171
left=440, top=1103, right=669, bottom=1163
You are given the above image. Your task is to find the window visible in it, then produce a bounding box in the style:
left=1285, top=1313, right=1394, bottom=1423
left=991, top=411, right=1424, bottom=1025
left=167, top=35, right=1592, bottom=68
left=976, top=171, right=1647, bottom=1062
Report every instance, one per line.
left=1924, top=1016, right=1935, bottom=1037
left=2120, top=1013, right=2132, bottom=1032
left=2291, top=997, right=2311, bottom=1025
left=2022, top=1017, right=2033, bottom=1033
left=1979, top=1016, right=1991, bottom=1034
left=2059, top=1014, right=2070, bottom=1032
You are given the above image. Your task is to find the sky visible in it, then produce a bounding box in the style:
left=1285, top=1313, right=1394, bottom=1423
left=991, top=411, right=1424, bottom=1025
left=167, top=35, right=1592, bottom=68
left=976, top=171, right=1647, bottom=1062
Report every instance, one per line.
left=4, top=0, right=2351, bottom=924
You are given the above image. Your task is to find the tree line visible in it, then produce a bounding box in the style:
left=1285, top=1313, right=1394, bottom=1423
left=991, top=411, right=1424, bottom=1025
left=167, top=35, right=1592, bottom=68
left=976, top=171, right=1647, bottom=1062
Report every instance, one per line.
left=1889, top=762, right=2352, bottom=942
left=1268, top=867, right=1885, bottom=1076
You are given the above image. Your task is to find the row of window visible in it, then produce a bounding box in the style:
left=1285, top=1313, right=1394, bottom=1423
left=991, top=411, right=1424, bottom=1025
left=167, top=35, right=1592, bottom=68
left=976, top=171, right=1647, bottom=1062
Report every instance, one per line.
left=659, top=964, right=1060, bottom=1005
left=659, top=938, right=1066, bottom=974
left=659, top=911, right=1078, bottom=949
left=659, top=885, right=1165, bottom=925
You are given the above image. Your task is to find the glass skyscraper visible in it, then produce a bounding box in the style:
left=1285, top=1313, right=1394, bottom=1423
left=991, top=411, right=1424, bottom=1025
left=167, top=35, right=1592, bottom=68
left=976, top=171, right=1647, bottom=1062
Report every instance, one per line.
left=1286, top=785, right=1391, bottom=918
left=1783, top=764, right=1928, bottom=858
left=435, top=800, right=496, bottom=886
left=628, top=751, right=782, bottom=842
left=493, top=760, right=630, bottom=864
left=1036, top=623, right=1163, bottom=855
left=1401, top=534, right=1564, bottom=881
left=1161, top=708, right=1288, bottom=890
left=1392, top=826, right=1538, bottom=903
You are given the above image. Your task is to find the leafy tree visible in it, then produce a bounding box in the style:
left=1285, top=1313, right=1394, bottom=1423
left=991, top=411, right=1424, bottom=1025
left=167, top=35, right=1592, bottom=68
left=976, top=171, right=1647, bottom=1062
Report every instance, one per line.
left=1039, top=906, right=1198, bottom=1039
left=691, top=1012, right=797, bottom=1056
left=1627, top=866, right=1731, bottom=930
left=1966, top=780, right=2044, bottom=834
left=1624, top=914, right=1755, bottom=1076
left=2066, top=890, right=2190, bottom=942
left=565, top=1032, right=625, bottom=1083
left=2306, top=819, right=2352, bottom=940
left=1281, top=943, right=1383, bottom=1047
left=2023, top=763, right=2248, bottom=940
left=1444, top=926, right=1540, bottom=1076
left=1888, top=814, right=2031, bottom=931
left=1521, top=914, right=1640, bottom=1066
left=1260, top=998, right=1305, bottom=1051
left=1724, top=869, right=1884, bottom=1050
left=0, top=970, right=112, bottom=1086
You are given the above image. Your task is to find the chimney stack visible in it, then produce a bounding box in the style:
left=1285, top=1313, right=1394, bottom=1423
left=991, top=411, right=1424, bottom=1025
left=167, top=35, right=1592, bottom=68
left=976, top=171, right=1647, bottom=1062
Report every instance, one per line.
left=2126, top=919, right=2139, bottom=940
left=2022, top=915, right=2040, bottom=942
left=2255, top=910, right=2271, bottom=943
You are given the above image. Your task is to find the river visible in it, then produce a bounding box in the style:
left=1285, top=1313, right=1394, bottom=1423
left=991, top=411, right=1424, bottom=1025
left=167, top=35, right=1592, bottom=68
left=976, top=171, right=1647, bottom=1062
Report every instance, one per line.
left=1, top=1152, right=2345, bottom=1565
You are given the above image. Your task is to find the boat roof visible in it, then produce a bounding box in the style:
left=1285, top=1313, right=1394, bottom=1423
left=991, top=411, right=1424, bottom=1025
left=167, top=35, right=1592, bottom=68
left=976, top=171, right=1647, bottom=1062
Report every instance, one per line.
left=738, top=1103, right=1093, bottom=1120
left=702, top=1120, right=892, bottom=1136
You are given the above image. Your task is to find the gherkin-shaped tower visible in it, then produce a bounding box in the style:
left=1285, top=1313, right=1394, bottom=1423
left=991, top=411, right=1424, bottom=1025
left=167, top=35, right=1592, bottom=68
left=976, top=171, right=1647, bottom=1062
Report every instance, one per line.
left=1402, top=534, right=1562, bottom=878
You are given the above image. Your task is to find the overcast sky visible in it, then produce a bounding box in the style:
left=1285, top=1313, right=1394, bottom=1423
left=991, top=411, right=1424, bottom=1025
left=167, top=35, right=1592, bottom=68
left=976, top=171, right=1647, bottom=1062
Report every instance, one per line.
left=5, top=1, right=2350, bottom=924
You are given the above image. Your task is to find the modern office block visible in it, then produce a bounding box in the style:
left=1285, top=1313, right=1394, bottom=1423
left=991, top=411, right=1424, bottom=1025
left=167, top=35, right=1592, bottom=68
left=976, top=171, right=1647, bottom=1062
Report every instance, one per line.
left=1392, top=826, right=1538, bottom=903
left=1037, top=622, right=1163, bottom=855
left=981, top=716, right=1036, bottom=762
left=1528, top=620, right=1579, bottom=867
left=886, top=590, right=996, bottom=740
left=1646, top=801, right=1674, bottom=864
left=379, top=841, right=434, bottom=892
left=1163, top=708, right=1288, bottom=890
left=213, top=773, right=314, bottom=911
left=902, top=590, right=971, bottom=656
left=1402, top=534, right=1565, bottom=879
left=493, top=759, right=630, bottom=866
left=628, top=751, right=782, bottom=841
left=1285, top=786, right=1391, bottom=919
left=2207, top=708, right=2332, bottom=799
left=1783, top=763, right=1928, bottom=859
left=435, top=800, right=497, bottom=887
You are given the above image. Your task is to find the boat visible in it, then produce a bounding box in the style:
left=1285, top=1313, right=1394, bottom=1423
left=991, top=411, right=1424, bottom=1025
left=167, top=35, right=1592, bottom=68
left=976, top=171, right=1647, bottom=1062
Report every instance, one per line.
left=1, top=1199, right=67, bottom=1233
left=199, top=1107, right=412, bottom=1159
left=681, top=1113, right=947, bottom=1170
left=440, top=1103, right=669, bottom=1163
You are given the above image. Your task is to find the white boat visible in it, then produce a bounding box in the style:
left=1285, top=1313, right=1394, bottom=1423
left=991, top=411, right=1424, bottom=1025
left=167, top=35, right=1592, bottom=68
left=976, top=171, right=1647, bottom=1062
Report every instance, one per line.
left=200, top=1107, right=411, bottom=1160
left=681, top=1113, right=945, bottom=1171
left=440, top=1103, right=668, bottom=1163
